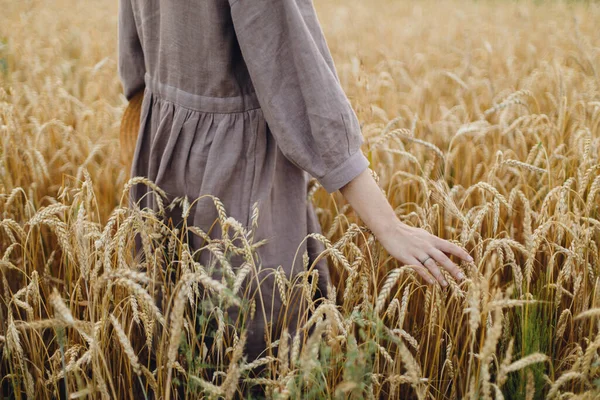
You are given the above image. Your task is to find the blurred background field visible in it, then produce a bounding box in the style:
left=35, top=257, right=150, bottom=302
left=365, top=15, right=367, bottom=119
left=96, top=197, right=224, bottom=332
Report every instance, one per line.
left=1, top=0, right=600, bottom=399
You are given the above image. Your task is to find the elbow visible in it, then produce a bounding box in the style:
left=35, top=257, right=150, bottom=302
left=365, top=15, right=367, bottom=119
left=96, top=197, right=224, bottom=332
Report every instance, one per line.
left=118, top=66, right=146, bottom=101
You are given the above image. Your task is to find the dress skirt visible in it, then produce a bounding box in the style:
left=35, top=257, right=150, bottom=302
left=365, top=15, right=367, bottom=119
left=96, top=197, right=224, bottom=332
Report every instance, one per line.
left=130, top=73, right=332, bottom=360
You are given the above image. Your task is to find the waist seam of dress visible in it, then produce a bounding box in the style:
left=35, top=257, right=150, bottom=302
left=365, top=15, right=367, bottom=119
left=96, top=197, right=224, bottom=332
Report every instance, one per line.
left=144, top=72, right=261, bottom=114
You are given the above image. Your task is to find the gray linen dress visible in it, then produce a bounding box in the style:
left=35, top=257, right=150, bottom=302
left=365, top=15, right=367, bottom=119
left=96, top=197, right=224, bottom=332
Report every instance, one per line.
left=118, top=0, right=370, bottom=360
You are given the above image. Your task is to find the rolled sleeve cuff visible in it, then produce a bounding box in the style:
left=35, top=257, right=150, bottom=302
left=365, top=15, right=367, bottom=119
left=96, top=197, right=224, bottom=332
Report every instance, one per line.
left=318, top=149, right=370, bottom=194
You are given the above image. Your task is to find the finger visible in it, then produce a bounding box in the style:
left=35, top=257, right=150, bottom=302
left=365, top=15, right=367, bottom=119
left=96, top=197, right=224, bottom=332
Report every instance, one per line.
left=435, top=238, right=473, bottom=262
left=405, top=258, right=436, bottom=285
left=430, top=248, right=466, bottom=282
left=416, top=255, right=447, bottom=287
left=424, top=258, right=448, bottom=287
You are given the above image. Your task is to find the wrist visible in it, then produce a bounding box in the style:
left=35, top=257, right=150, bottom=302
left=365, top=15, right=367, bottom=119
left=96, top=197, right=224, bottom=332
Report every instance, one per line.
left=370, top=217, right=409, bottom=240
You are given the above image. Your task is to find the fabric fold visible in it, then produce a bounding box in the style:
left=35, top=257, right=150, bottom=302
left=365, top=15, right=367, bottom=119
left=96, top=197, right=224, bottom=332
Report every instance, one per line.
left=230, top=0, right=370, bottom=193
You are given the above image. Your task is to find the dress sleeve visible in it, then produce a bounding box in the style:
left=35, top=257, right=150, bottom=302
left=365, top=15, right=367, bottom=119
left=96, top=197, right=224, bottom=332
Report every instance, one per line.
left=118, top=0, right=146, bottom=101
left=229, top=0, right=370, bottom=194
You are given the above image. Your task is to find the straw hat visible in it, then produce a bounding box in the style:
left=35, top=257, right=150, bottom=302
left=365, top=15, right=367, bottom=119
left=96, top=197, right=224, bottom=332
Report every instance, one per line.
left=119, top=89, right=145, bottom=170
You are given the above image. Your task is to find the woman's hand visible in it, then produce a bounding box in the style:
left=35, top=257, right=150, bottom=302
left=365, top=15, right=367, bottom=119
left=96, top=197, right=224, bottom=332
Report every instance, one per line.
left=339, top=165, right=473, bottom=287
left=375, top=221, right=471, bottom=286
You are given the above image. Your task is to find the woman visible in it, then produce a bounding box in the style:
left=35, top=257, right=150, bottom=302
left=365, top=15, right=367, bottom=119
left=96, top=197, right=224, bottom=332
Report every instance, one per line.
left=118, top=0, right=473, bottom=361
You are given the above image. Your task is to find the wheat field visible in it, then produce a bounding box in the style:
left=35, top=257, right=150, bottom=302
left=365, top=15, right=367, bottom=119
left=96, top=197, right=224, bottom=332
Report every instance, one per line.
left=1, top=0, right=600, bottom=399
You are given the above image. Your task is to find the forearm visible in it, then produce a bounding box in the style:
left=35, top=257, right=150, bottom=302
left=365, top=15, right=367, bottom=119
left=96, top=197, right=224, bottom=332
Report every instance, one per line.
left=339, top=167, right=471, bottom=286
left=339, top=168, right=401, bottom=238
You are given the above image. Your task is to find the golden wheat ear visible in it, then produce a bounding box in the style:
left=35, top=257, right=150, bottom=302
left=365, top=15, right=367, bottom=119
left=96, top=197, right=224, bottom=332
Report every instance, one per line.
left=120, top=89, right=145, bottom=172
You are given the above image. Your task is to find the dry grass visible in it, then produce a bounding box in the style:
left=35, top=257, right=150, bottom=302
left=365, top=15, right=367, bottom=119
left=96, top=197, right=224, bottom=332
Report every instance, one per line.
left=1, top=0, right=600, bottom=398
